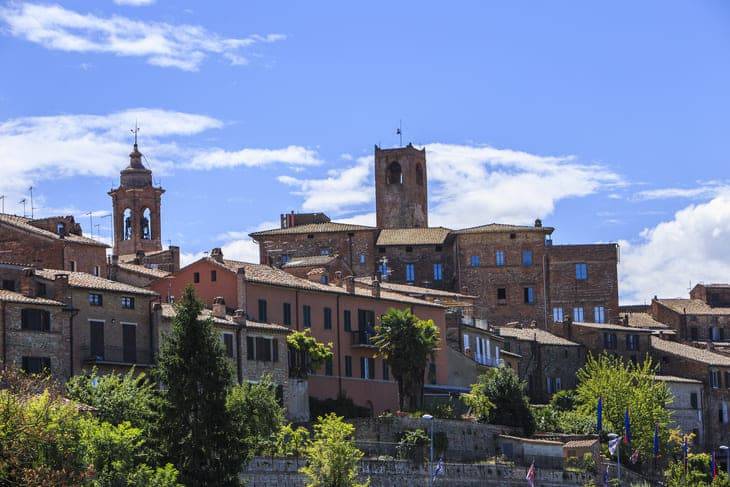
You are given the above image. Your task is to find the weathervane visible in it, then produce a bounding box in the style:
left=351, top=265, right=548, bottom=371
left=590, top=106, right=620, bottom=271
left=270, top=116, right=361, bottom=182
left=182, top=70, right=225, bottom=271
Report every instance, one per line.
left=131, top=120, right=140, bottom=147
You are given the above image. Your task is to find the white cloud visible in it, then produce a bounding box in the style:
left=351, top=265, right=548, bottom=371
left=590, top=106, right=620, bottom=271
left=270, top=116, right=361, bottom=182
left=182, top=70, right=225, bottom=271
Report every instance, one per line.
left=634, top=182, right=727, bottom=201
left=188, top=146, right=321, bottom=170
left=277, top=143, right=622, bottom=228
left=114, top=0, right=155, bottom=6
left=0, top=3, right=285, bottom=71
left=619, top=191, right=730, bottom=302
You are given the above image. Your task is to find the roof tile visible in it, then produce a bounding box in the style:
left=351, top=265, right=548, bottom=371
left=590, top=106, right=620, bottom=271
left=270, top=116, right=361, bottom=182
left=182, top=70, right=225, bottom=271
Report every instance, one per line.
left=376, top=227, right=451, bottom=246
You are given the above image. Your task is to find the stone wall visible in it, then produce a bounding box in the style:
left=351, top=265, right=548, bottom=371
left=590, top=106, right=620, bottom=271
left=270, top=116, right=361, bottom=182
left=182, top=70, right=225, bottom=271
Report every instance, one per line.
left=378, top=240, right=455, bottom=291
left=241, top=457, right=594, bottom=487
left=374, top=145, right=428, bottom=229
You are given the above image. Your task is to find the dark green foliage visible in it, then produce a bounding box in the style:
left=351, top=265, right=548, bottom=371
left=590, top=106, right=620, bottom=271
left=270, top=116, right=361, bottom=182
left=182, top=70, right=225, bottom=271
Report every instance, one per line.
left=287, top=329, right=333, bottom=380
left=309, top=393, right=371, bottom=419
left=155, top=285, right=243, bottom=486
left=549, top=389, right=577, bottom=412
left=465, top=366, right=535, bottom=435
left=396, top=429, right=428, bottom=464
left=227, top=375, right=285, bottom=457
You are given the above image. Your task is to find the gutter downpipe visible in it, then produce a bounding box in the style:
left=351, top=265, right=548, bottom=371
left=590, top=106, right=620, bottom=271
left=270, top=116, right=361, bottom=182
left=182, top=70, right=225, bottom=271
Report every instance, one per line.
left=542, top=251, right=549, bottom=329
left=336, top=294, right=342, bottom=397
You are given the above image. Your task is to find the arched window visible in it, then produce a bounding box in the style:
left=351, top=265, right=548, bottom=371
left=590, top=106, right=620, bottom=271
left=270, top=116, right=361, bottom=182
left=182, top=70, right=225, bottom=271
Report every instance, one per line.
left=387, top=161, right=403, bottom=185
left=122, top=208, right=133, bottom=240
left=141, top=208, right=152, bottom=240
left=415, top=163, right=423, bottom=186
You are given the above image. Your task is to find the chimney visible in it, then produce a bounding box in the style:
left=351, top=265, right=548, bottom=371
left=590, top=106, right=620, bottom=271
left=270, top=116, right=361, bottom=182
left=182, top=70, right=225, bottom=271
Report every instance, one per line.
left=233, top=308, right=247, bottom=325
left=20, top=268, right=35, bottom=297
left=134, top=250, right=145, bottom=265
left=108, top=254, right=119, bottom=281
left=236, top=267, right=247, bottom=311
left=212, top=296, right=226, bottom=318
left=211, top=247, right=224, bottom=263
left=345, top=276, right=355, bottom=294
left=334, top=271, right=343, bottom=287
left=534, top=218, right=542, bottom=228
left=371, top=276, right=381, bottom=299
left=53, top=273, right=70, bottom=303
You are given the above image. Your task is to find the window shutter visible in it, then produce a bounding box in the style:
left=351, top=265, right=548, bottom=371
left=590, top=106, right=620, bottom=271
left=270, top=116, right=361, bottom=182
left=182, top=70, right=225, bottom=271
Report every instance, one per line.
left=360, top=357, right=366, bottom=379
left=247, top=336, right=254, bottom=360
left=272, top=338, right=278, bottom=362
left=21, top=356, right=28, bottom=372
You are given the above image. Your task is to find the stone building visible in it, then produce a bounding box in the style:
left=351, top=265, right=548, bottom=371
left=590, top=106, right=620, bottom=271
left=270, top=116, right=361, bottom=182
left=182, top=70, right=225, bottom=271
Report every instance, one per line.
left=0, top=265, right=73, bottom=381
left=250, top=145, right=620, bottom=328
left=650, top=284, right=730, bottom=343
left=650, top=336, right=730, bottom=449
left=498, top=326, right=585, bottom=403
left=0, top=213, right=108, bottom=276
left=108, top=141, right=179, bottom=274
left=549, top=320, right=653, bottom=364
left=149, top=247, right=450, bottom=414
left=654, top=375, right=704, bottom=446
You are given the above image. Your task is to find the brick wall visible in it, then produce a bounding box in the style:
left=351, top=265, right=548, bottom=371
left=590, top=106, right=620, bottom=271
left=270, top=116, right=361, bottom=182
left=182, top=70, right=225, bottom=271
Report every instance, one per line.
left=551, top=323, right=651, bottom=364
left=378, top=241, right=454, bottom=291
left=374, top=145, right=428, bottom=229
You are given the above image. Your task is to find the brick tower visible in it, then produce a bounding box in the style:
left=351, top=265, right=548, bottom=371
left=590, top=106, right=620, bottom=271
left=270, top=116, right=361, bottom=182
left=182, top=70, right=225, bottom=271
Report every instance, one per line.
left=374, top=144, right=428, bottom=228
left=109, top=141, right=164, bottom=257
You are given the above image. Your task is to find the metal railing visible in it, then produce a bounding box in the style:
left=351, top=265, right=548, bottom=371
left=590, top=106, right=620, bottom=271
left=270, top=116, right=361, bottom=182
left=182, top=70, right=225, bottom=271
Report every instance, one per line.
left=351, top=330, right=377, bottom=348
left=79, top=344, right=153, bottom=365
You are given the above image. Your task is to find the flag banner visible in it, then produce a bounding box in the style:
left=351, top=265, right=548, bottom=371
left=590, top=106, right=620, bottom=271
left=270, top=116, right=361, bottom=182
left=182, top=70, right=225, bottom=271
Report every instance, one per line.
left=712, top=450, right=718, bottom=479
left=653, top=424, right=660, bottom=457
left=624, top=408, right=631, bottom=446
left=432, top=457, right=444, bottom=481
left=596, top=397, right=603, bottom=433
left=526, top=461, right=536, bottom=487
left=630, top=449, right=639, bottom=464
left=608, top=436, right=622, bottom=456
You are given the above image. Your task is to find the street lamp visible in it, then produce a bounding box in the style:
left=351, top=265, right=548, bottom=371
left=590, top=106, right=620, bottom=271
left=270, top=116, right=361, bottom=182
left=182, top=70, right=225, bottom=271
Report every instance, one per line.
left=608, top=433, right=621, bottom=483
left=422, top=414, right=434, bottom=487
left=720, top=445, right=730, bottom=475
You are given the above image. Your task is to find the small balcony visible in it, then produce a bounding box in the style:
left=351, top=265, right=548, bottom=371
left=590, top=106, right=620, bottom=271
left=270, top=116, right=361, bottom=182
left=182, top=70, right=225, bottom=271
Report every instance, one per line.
left=351, top=330, right=377, bottom=349
left=79, top=344, right=153, bottom=367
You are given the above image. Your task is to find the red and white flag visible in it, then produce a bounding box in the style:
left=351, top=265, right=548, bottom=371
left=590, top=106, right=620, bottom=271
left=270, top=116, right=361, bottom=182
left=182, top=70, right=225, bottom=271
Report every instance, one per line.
left=526, top=461, right=536, bottom=487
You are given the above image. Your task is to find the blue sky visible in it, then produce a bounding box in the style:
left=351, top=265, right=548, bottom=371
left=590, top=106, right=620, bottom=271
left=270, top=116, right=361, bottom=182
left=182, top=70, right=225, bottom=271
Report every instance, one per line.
left=1, top=1, right=730, bottom=302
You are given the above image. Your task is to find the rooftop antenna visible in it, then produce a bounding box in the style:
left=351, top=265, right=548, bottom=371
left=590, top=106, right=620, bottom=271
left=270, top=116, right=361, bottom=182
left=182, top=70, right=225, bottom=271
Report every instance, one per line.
left=28, top=186, right=34, bottom=219
left=19, top=198, right=26, bottom=217
left=396, top=120, right=403, bottom=147
left=101, top=213, right=113, bottom=242
left=85, top=211, right=94, bottom=237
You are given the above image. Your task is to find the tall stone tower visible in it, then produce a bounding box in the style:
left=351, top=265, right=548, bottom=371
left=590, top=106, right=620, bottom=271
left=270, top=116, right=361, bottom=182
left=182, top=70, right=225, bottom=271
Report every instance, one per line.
left=374, top=144, right=428, bottom=228
left=109, top=142, right=164, bottom=257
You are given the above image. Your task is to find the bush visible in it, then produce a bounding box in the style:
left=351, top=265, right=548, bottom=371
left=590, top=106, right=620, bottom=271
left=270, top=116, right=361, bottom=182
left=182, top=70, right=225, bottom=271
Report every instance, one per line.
left=309, top=393, right=371, bottom=419
left=549, top=389, right=577, bottom=412
left=265, top=423, right=310, bottom=457
left=464, top=367, right=535, bottom=435
left=227, top=376, right=285, bottom=457
left=396, top=429, right=428, bottom=464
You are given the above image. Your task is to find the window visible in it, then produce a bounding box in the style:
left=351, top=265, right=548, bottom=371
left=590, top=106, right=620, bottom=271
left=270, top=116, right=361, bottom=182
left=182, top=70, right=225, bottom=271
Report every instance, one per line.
left=360, top=357, right=375, bottom=379
left=711, top=370, right=721, bottom=389
left=345, top=356, right=353, bottom=377
left=247, top=336, right=254, bottom=360
left=69, top=261, right=76, bottom=272
left=36, top=283, right=46, bottom=297
left=523, top=287, right=535, bottom=304
left=21, top=309, right=50, bottom=332
left=378, top=247, right=385, bottom=253
left=721, top=402, right=729, bottom=424
left=556, top=377, right=562, bottom=391
left=93, top=266, right=100, bottom=277
left=211, top=270, right=217, bottom=282
left=122, top=323, right=136, bottom=363
left=320, top=275, right=329, bottom=285
left=324, top=308, right=332, bottom=330
left=88, top=293, right=103, bottom=306
left=495, top=251, right=505, bottom=267
left=691, top=392, right=699, bottom=409
left=470, top=255, right=480, bottom=267
left=258, top=299, right=268, bottom=322
left=383, top=361, right=390, bottom=381
left=121, top=296, right=135, bottom=309
left=522, top=250, right=533, bottom=266
left=497, top=288, right=507, bottom=301
left=626, top=334, right=639, bottom=351
left=344, top=310, right=352, bottom=332
left=359, top=254, right=366, bottom=265
left=547, top=377, right=555, bottom=394
left=405, top=264, right=415, bottom=282
left=320, top=248, right=331, bottom=256
left=303, top=305, right=312, bottom=328
left=56, top=222, right=65, bottom=235
left=509, top=233, right=516, bottom=239
left=573, top=307, right=584, bottom=322
left=405, top=246, right=413, bottom=253
left=594, top=306, right=606, bottom=324
left=433, top=263, right=443, bottom=281
left=22, top=356, right=51, bottom=374
left=463, top=333, right=470, bottom=352
left=283, top=303, right=292, bottom=327
left=222, top=333, right=234, bottom=358
left=325, top=357, right=333, bottom=376
left=387, top=161, right=403, bottom=185
left=603, top=332, right=617, bottom=350
left=1, top=279, right=15, bottom=291
left=254, top=337, right=276, bottom=362
left=552, top=307, right=564, bottom=323
left=435, top=245, right=442, bottom=252
left=711, top=327, right=721, bottom=342
left=193, top=272, right=200, bottom=284
left=89, top=320, right=104, bottom=359
left=576, top=263, right=588, bottom=280
left=690, top=327, right=699, bottom=341
left=358, top=309, right=375, bottom=333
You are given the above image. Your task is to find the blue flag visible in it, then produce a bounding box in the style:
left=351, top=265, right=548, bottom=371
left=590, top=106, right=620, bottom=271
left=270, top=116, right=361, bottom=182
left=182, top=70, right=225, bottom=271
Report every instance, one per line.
left=653, top=424, right=660, bottom=457
left=624, top=408, right=631, bottom=447
left=596, top=397, right=603, bottom=433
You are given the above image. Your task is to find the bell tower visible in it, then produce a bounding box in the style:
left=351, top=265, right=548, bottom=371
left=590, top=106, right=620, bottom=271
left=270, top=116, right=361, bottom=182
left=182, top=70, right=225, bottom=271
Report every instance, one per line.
left=109, top=139, right=164, bottom=257
left=374, top=144, right=428, bottom=228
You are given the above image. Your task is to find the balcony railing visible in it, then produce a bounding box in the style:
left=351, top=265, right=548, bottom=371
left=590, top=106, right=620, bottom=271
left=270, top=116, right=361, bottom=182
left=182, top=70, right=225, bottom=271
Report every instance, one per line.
left=79, top=345, right=153, bottom=366
left=351, top=330, right=377, bottom=348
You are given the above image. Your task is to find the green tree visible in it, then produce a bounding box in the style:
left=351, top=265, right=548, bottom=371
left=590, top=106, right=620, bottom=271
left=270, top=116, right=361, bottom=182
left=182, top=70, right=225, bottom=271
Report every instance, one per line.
left=665, top=453, right=730, bottom=487
left=575, top=354, right=673, bottom=463
left=464, top=366, right=535, bottom=435
left=227, top=375, right=285, bottom=457
left=287, top=329, right=333, bottom=379
left=300, top=414, right=369, bottom=487
left=265, top=423, right=310, bottom=457
left=371, top=308, right=439, bottom=411
left=155, top=285, right=242, bottom=486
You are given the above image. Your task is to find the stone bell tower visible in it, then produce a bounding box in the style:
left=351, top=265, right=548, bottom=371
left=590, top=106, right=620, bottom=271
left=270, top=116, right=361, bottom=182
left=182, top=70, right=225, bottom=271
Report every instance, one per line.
left=109, top=139, right=164, bottom=257
left=374, top=144, right=428, bottom=229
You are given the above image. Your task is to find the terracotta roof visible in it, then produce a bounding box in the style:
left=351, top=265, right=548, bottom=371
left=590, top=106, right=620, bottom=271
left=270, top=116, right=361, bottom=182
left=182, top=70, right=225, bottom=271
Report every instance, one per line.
left=282, top=255, right=337, bottom=269
left=250, top=222, right=376, bottom=238
left=34, top=269, right=158, bottom=296
left=159, top=303, right=290, bottom=333
left=563, top=439, right=599, bottom=449
left=207, top=258, right=443, bottom=308
left=0, top=289, right=64, bottom=306
left=0, top=213, right=108, bottom=248
left=499, top=434, right=564, bottom=446
left=454, top=223, right=554, bottom=235
left=656, top=298, right=730, bottom=316
left=572, top=321, right=654, bottom=333
left=651, top=336, right=730, bottom=366
left=621, top=312, right=669, bottom=329
left=376, top=227, right=451, bottom=246
left=117, top=262, right=171, bottom=279
left=653, top=375, right=702, bottom=384
left=498, top=327, right=580, bottom=346
left=354, top=277, right=477, bottom=300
